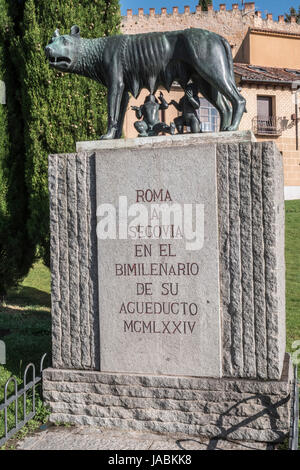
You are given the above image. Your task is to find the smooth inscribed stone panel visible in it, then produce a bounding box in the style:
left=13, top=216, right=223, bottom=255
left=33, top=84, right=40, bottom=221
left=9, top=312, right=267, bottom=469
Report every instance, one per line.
left=96, top=144, right=221, bottom=377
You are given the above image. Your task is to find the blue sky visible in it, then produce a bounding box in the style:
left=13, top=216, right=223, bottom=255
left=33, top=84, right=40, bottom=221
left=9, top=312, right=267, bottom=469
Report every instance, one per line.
left=120, top=1, right=297, bottom=19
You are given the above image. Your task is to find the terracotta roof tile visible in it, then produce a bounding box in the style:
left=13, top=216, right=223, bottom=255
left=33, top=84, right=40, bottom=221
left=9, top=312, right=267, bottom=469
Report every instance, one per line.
left=250, top=28, right=300, bottom=38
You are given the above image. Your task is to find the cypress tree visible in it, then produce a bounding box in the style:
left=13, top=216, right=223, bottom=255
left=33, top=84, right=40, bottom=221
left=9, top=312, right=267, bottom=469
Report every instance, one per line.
left=0, top=0, right=10, bottom=297
left=19, top=0, right=121, bottom=266
left=0, top=0, right=35, bottom=298
left=0, top=0, right=121, bottom=294
left=198, top=0, right=213, bottom=11
left=0, top=1, right=9, bottom=218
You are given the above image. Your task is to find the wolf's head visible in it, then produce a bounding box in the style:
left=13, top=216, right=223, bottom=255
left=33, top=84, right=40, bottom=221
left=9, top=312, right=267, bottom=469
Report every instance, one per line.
left=45, top=25, right=81, bottom=72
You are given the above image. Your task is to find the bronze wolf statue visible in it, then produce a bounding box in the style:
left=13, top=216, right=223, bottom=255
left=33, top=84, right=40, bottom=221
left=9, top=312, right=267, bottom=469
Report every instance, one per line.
left=45, top=25, right=245, bottom=139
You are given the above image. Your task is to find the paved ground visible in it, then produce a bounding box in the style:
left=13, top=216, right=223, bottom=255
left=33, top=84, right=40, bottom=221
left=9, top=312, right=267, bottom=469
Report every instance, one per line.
left=16, top=424, right=272, bottom=450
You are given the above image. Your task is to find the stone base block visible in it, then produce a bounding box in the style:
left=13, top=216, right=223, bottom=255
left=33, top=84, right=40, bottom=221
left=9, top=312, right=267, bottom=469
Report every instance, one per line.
left=43, top=354, right=293, bottom=443
left=49, top=137, right=286, bottom=380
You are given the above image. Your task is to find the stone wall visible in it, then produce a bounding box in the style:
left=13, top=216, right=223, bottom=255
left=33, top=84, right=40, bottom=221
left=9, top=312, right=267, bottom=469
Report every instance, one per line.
left=43, top=353, right=292, bottom=443
left=48, top=137, right=285, bottom=380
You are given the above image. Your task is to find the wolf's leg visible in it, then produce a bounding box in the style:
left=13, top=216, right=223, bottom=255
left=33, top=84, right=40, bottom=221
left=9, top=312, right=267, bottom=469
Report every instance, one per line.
left=216, top=81, right=245, bottom=131
left=202, top=76, right=245, bottom=131
left=101, top=81, right=125, bottom=140
left=192, top=76, right=230, bottom=131
left=115, top=91, right=129, bottom=139
left=211, top=91, right=232, bottom=131
left=219, top=95, right=232, bottom=131
left=185, top=41, right=245, bottom=131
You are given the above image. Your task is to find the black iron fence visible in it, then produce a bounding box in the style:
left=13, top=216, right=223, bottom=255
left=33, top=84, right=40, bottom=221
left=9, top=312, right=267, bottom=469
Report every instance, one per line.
left=0, top=354, right=47, bottom=447
left=252, top=116, right=283, bottom=136
left=289, top=365, right=299, bottom=450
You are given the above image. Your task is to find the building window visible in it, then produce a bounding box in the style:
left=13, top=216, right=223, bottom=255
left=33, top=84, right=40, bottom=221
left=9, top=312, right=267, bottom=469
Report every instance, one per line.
left=197, top=98, right=220, bottom=132
left=254, top=95, right=281, bottom=136
left=257, top=95, right=273, bottom=120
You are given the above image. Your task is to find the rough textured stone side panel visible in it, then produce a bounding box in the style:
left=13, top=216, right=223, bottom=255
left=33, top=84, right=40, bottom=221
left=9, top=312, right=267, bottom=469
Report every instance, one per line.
left=262, top=143, right=283, bottom=380
left=87, top=154, right=100, bottom=370
left=251, top=143, right=268, bottom=379
left=228, top=144, right=243, bottom=376
left=262, top=143, right=278, bottom=378
left=57, top=156, right=71, bottom=366
left=48, top=155, right=62, bottom=368
left=217, top=142, right=284, bottom=379
left=76, top=154, right=90, bottom=368
left=274, top=147, right=286, bottom=374
left=48, top=152, right=99, bottom=370
left=67, top=156, right=81, bottom=369
left=216, top=145, right=232, bottom=376
left=239, top=143, right=256, bottom=377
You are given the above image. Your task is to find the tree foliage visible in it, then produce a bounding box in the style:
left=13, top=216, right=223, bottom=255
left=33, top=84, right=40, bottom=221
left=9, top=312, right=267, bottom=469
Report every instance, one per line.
left=198, top=0, right=213, bottom=11
left=0, top=0, right=35, bottom=298
left=285, top=6, right=300, bottom=23
left=21, top=0, right=121, bottom=266
left=0, top=0, right=121, bottom=295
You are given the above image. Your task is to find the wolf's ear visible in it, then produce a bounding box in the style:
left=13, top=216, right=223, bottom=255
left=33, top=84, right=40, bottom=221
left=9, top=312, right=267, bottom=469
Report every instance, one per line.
left=52, top=29, right=60, bottom=38
left=70, top=25, right=80, bottom=37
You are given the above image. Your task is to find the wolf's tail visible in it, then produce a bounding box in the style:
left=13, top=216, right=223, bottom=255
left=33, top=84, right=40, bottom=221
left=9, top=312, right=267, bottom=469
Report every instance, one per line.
left=222, top=37, right=242, bottom=96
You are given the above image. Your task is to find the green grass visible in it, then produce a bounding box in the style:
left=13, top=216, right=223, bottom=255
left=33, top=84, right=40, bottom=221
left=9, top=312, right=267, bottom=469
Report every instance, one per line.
left=0, top=260, right=51, bottom=448
left=285, top=200, right=300, bottom=362
left=284, top=200, right=300, bottom=450
left=0, top=202, right=300, bottom=448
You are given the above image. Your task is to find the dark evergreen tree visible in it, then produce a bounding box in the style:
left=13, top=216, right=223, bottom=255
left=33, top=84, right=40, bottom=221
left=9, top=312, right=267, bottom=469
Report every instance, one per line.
left=0, top=1, right=9, bottom=219
left=198, top=0, right=213, bottom=11
left=19, top=0, right=121, bottom=266
left=0, top=0, right=121, bottom=295
left=0, top=0, right=35, bottom=299
left=0, top=0, right=10, bottom=298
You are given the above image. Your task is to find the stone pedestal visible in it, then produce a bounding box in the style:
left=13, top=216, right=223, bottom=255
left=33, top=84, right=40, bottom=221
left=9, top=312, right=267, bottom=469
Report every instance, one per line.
left=45, top=131, right=292, bottom=443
